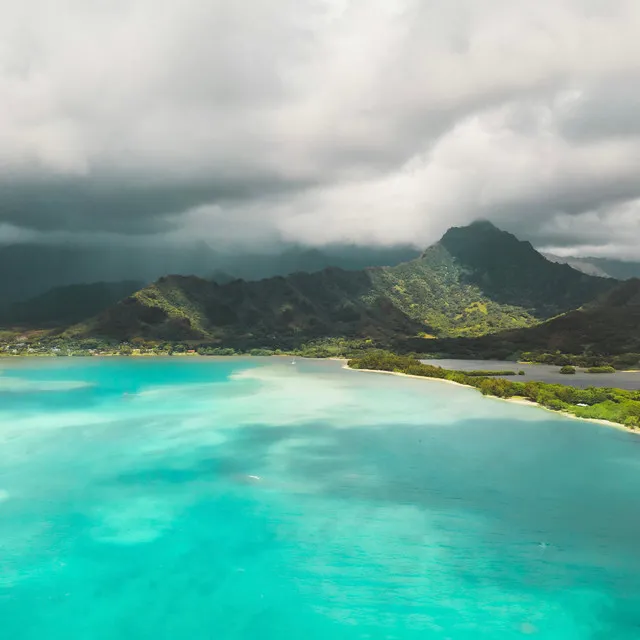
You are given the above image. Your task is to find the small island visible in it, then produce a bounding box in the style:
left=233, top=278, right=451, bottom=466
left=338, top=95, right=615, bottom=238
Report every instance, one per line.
left=587, top=366, right=616, bottom=374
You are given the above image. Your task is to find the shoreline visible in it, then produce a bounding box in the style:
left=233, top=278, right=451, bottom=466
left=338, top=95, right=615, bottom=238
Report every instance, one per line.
left=344, top=365, right=636, bottom=434
left=2, top=352, right=636, bottom=434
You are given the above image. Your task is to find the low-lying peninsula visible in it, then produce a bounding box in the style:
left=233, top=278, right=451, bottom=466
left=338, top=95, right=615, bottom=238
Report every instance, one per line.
left=347, top=352, right=640, bottom=431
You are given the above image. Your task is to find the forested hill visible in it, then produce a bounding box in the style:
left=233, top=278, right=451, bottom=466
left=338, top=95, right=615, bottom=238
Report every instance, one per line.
left=515, top=278, right=640, bottom=355
left=525, top=277, right=640, bottom=354
left=375, top=221, right=613, bottom=335
left=68, top=222, right=615, bottom=348
left=69, top=270, right=424, bottom=346
left=437, top=221, right=611, bottom=313
left=408, top=278, right=640, bottom=359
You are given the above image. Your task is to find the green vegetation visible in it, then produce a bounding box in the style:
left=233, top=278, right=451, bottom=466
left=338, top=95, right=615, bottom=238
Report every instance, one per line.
left=365, top=243, right=537, bottom=338
left=61, top=222, right=612, bottom=348
left=400, top=276, right=640, bottom=363
left=560, top=365, right=576, bottom=375
left=514, top=279, right=640, bottom=357
left=0, top=334, right=377, bottom=360
left=364, top=221, right=612, bottom=338
left=66, top=271, right=424, bottom=347
left=520, top=351, right=640, bottom=370
left=291, top=338, right=376, bottom=358
left=0, top=333, right=184, bottom=357
left=415, top=278, right=640, bottom=361
left=347, top=352, right=640, bottom=430
left=3, top=223, right=636, bottom=366
left=587, top=366, right=616, bottom=374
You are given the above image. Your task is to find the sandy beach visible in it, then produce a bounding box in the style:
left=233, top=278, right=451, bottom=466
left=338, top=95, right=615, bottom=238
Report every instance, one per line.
left=344, top=364, right=636, bottom=434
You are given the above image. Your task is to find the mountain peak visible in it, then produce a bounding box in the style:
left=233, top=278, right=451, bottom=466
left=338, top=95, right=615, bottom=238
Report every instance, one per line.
left=434, top=220, right=538, bottom=265
left=414, top=220, right=614, bottom=317
left=466, top=219, right=500, bottom=230
left=439, top=219, right=517, bottom=244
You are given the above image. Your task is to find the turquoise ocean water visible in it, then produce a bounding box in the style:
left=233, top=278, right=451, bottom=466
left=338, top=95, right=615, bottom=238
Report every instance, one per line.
left=1, top=357, right=640, bottom=638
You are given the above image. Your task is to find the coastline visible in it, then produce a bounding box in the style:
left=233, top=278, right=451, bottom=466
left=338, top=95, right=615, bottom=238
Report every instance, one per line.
left=2, top=352, right=636, bottom=434
left=344, top=365, right=636, bottom=434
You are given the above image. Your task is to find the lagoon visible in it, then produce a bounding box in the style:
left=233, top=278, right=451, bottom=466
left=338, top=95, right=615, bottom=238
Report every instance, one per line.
left=424, top=358, right=640, bottom=390
left=1, top=357, right=640, bottom=638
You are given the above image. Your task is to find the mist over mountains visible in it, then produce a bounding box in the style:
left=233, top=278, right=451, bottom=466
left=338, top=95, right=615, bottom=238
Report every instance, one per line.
left=0, top=241, right=420, bottom=304
left=542, top=253, right=640, bottom=280
left=5, top=229, right=640, bottom=312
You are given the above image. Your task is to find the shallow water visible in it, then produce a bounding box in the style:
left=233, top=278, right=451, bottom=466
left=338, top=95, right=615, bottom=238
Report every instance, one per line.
left=1, top=357, right=640, bottom=639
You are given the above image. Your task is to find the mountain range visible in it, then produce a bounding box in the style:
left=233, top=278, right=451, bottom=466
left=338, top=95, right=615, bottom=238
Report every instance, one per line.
left=61, top=221, right=617, bottom=352
left=4, top=221, right=637, bottom=358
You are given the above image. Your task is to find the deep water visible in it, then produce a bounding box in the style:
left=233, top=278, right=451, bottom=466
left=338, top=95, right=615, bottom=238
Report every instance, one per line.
left=1, top=357, right=640, bottom=639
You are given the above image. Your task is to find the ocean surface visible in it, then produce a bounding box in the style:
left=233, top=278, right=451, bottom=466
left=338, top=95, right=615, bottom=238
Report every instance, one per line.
left=1, top=357, right=640, bottom=639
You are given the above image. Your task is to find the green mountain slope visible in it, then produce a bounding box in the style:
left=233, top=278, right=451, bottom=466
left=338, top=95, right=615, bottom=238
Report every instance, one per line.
left=411, top=278, right=640, bottom=358
left=1, top=281, right=143, bottom=328
left=367, top=221, right=613, bottom=337
left=70, top=222, right=615, bottom=348
left=73, top=270, right=424, bottom=347
left=509, top=278, right=640, bottom=354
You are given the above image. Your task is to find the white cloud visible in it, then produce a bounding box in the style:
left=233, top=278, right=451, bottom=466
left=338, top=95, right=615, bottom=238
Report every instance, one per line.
left=1, top=0, right=640, bottom=255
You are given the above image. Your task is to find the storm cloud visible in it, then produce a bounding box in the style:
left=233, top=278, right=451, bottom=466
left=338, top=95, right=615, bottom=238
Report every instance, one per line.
left=1, top=0, right=640, bottom=256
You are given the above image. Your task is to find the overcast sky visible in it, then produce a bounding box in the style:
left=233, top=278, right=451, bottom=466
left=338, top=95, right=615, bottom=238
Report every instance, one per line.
left=1, top=0, right=640, bottom=257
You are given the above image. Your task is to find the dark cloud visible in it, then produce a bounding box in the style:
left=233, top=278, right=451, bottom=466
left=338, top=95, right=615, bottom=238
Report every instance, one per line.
left=0, top=173, right=314, bottom=234
left=1, top=0, right=640, bottom=256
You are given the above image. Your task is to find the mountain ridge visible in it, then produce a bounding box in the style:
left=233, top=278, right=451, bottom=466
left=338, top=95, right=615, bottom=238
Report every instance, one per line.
left=407, top=278, right=640, bottom=359
left=0, top=241, right=420, bottom=303
left=66, top=222, right=616, bottom=349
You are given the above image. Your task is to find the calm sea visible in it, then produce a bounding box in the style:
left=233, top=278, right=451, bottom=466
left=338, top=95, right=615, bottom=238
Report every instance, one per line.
left=1, top=357, right=639, bottom=639
left=422, top=359, right=640, bottom=390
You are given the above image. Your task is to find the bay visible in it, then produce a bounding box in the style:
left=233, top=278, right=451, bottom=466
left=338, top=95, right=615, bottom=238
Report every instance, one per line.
left=423, top=359, right=640, bottom=390
left=1, top=357, right=639, bottom=639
